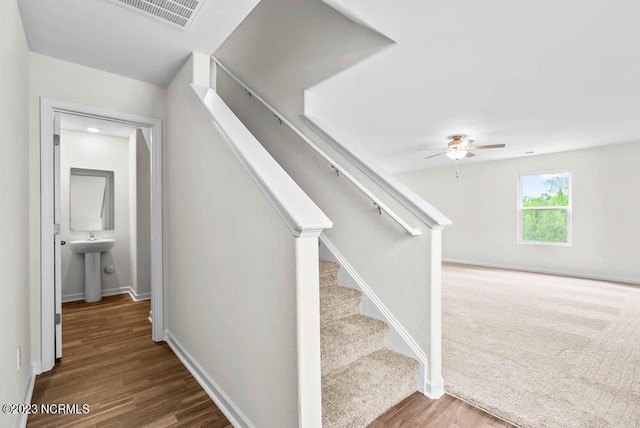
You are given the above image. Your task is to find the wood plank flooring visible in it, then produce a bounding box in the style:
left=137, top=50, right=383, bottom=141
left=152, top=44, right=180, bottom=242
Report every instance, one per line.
left=29, top=294, right=511, bottom=427
left=28, top=294, right=231, bottom=427
left=370, top=392, right=513, bottom=428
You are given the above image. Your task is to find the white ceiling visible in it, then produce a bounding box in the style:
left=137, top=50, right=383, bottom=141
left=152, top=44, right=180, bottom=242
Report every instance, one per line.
left=18, top=0, right=259, bottom=86
left=60, top=114, right=138, bottom=138
left=308, top=0, right=640, bottom=173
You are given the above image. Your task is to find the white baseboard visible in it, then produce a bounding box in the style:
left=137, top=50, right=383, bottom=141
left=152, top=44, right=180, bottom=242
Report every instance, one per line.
left=319, top=234, right=443, bottom=398
left=443, top=259, right=640, bottom=286
left=165, top=331, right=254, bottom=428
left=128, top=288, right=151, bottom=302
left=62, top=286, right=151, bottom=303
left=17, top=365, right=36, bottom=428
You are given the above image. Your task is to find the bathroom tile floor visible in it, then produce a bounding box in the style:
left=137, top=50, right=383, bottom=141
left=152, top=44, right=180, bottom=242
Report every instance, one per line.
left=28, top=294, right=231, bottom=427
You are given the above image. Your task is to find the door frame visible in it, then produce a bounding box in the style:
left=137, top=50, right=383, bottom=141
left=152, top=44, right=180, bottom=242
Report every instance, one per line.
left=40, top=98, right=164, bottom=372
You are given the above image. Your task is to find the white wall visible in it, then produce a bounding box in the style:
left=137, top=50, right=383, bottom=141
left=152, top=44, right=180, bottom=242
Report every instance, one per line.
left=215, top=0, right=446, bottom=391
left=216, top=69, right=439, bottom=378
left=29, top=52, right=166, bottom=368
left=215, top=0, right=390, bottom=118
left=0, top=1, right=31, bottom=426
left=60, top=130, right=131, bottom=298
left=166, top=56, right=308, bottom=427
left=397, top=142, right=640, bottom=283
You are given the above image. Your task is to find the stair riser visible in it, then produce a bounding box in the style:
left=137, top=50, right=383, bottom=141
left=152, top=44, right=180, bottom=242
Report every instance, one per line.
left=321, top=300, right=360, bottom=325
left=320, top=270, right=339, bottom=288
left=322, top=367, right=416, bottom=428
left=322, top=331, right=386, bottom=375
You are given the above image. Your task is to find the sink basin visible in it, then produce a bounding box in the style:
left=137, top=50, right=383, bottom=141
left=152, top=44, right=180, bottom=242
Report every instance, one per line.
left=69, top=238, right=115, bottom=302
left=70, top=239, right=115, bottom=254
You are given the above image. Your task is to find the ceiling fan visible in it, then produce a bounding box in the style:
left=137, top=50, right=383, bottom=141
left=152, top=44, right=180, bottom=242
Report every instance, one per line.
left=419, top=135, right=506, bottom=160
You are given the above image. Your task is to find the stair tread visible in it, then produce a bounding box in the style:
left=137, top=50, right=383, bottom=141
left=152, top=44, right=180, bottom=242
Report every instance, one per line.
left=320, top=260, right=340, bottom=271
left=321, top=314, right=387, bottom=348
left=322, top=348, right=419, bottom=428
left=320, top=286, right=361, bottom=309
left=321, top=315, right=388, bottom=374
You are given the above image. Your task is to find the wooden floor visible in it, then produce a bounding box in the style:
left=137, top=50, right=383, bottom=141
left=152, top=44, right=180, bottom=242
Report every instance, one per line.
left=370, top=392, right=513, bottom=428
left=29, top=294, right=511, bottom=428
left=28, top=294, right=231, bottom=427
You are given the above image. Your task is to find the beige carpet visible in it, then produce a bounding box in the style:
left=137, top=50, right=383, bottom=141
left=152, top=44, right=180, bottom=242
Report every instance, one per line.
left=443, top=263, right=640, bottom=428
left=319, top=261, right=419, bottom=427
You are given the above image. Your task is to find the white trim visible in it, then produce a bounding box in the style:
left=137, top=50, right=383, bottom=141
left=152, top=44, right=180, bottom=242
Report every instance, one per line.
left=190, top=84, right=332, bottom=238
left=443, top=258, right=640, bottom=286
left=165, top=331, right=255, bottom=428
left=39, top=98, right=164, bottom=372
left=294, top=236, right=323, bottom=427
left=211, top=58, right=425, bottom=236
left=427, top=229, right=444, bottom=398
left=318, top=234, right=444, bottom=398
left=62, top=286, right=151, bottom=303
left=18, top=365, right=37, bottom=428
left=302, top=114, right=451, bottom=230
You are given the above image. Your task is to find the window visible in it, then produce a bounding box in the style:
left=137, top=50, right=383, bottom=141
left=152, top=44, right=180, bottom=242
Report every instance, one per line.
left=518, top=171, right=571, bottom=245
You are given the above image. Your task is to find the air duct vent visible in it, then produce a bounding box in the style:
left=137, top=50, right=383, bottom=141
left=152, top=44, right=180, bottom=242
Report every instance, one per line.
left=110, top=0, right=206, bottom=30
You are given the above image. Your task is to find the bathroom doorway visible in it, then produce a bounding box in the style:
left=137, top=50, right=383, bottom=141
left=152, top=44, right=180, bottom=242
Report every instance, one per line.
left=40, top=99, right=163, bottom=372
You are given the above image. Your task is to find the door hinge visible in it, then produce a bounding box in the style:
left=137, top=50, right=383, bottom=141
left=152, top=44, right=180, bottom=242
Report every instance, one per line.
left=54, top=224, right=61, bottom=235
left=54, top=134, right=60, bottom=146
left=55, top=313, right=61, bottom=325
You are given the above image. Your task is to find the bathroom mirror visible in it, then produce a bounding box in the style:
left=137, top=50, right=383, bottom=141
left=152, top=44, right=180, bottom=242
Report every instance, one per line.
left=69, top=168, right=114, bottom=231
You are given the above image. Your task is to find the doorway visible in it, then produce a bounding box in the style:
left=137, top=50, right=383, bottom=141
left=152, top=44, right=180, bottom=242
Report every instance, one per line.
left=40, top=98, right=163, bottom=372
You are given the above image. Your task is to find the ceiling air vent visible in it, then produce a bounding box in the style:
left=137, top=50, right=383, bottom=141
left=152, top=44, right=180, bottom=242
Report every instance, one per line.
left=111, top=0, right=206, bottom=30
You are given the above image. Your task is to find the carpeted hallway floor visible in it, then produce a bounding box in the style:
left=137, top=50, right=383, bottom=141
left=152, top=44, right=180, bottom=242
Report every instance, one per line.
left=442, top=263, right=640, bottom=428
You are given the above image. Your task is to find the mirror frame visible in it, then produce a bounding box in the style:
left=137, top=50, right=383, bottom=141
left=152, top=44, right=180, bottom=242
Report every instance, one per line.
left=69, top=167, right=115, bottom=231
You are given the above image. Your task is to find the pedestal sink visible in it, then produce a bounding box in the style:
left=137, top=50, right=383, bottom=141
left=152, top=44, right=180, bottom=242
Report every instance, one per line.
left=70, top=239, right=115, bottom=303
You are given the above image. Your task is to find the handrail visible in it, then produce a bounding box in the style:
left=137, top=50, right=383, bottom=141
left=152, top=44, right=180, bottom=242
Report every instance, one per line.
left=212, top=57, right=423, bottom=236
left=190, top=84, right=333, bottom=238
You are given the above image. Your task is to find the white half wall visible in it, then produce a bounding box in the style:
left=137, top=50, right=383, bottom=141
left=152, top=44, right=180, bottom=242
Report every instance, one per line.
left=0, top=1, right=31, bottom=427
left=28, top=52, right=166, bottom=369
left=166, top=55, right=313, bottom=426
left=397, top=142, right=640, bottom=283
left=60, top=130, right=131, bottom=297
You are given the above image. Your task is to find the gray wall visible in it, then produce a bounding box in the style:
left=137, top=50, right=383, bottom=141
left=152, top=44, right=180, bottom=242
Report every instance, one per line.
left=215, top=0, right=440, bottom=379
left=135, top=129, right=151, bottom=295
left=215, top=0, right=391, bottom=118
left=166, top=55, right=303, bottom=426
left=217, top=68, right=437, bottom=366
left=397, top=142, right=640, bottom=283
left=0, top=0, right=31, bottom=426
left=60, top=130, right=131, bottom=298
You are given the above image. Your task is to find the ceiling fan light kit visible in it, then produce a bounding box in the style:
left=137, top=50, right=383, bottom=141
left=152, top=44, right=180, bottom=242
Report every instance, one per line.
left=446, top=148, right=468, bottom=160
left=420, top=134, right=506, bottom=162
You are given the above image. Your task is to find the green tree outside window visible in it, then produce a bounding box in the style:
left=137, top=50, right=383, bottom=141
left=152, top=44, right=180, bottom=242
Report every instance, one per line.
left=520, top=172, right=570, bottom=243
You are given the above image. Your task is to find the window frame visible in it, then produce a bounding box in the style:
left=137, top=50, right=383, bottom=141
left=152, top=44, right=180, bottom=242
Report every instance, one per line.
left=517, top=170, right=572, bottom=246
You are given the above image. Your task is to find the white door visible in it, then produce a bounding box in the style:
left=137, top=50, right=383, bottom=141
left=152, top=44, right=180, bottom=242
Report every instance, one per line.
left=54, top=112, right=63, bottom=359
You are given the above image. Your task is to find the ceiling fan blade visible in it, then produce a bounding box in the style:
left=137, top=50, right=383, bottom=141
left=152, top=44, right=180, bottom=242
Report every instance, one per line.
left=469, top=144, right=506, bottom=150
left=424, top=152, right=445, bottom=160
left=465, top=151, right=476, bottom=158
left=417, top=148, right=446, bottom=151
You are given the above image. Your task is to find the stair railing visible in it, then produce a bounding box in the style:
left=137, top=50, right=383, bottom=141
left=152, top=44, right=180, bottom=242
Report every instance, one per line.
left=212, top=57, right=424, bottom=236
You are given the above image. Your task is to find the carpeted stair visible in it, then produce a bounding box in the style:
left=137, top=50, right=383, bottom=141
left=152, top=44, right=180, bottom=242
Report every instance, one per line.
left=320, top=260, right=419, bottom=427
